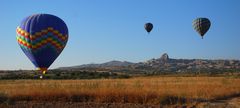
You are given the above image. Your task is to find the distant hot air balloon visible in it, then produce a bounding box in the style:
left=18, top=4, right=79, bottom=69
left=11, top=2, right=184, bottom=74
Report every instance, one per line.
left=16, top=14, right=68, bottom=75
left=193, top=18, right=211, bottom=39
left=144, top=23, right=153, bottom=33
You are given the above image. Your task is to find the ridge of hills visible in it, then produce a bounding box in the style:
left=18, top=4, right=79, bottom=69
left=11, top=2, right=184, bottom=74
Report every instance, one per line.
left=1, top=53, right=239, bottom=79
left=60, top=60, right=134, bottom=69
left=58, top=53, right=240, bottom=74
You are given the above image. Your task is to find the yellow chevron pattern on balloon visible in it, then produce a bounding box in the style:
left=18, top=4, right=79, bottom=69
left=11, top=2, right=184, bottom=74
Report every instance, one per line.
left=16, top=27, right=67, bottom=41
left=16, top=27, right=68, bottom=52
left=16, top=36, right=65, bottom=51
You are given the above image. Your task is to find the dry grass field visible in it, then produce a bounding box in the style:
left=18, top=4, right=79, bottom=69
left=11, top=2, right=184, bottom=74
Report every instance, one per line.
left=0, top=76, right=239, bottom=107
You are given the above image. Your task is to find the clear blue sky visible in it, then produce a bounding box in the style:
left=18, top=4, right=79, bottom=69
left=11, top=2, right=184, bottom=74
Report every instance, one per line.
left=0, top=0, right=240, bottom=70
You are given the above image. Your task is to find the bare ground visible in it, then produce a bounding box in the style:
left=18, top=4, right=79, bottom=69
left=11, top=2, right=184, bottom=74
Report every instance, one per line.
left=197, top=97, right=240, bottom=108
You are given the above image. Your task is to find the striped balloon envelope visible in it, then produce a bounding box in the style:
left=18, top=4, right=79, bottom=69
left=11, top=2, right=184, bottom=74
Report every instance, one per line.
left=16, top=14, right=68, bottom=74
left=193, top=18, right=211, bottom=39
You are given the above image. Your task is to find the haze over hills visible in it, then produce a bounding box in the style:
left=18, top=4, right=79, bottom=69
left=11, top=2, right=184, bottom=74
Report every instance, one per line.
left=58, top=53, right=240, bottom=74
left=59, top=60, right=134, bottom=69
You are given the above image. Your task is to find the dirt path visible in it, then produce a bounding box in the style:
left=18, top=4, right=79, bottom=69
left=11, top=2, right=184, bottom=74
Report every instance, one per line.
left=197, top=97, right=240, bottom=108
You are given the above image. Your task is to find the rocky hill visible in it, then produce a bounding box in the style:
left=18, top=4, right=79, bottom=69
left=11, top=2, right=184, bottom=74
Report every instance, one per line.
left=134, top=53, right=240, bottom=73
left=58, top=53, right=240, bottom=74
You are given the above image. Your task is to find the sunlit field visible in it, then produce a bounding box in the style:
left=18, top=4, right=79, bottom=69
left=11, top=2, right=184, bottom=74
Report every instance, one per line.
left=0, top=77, right=239, bottom=105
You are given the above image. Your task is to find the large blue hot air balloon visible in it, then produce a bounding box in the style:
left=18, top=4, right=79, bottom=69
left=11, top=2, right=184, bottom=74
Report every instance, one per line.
left=16, top=14, right=68, bottom=74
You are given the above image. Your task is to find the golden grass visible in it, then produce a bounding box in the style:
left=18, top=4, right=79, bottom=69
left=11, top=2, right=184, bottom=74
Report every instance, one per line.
left=0, top=77, right=239, bottom=104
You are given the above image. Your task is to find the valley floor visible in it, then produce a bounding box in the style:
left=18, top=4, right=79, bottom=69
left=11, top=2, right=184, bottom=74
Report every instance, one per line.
left=0, top=76, right=239, bottom=107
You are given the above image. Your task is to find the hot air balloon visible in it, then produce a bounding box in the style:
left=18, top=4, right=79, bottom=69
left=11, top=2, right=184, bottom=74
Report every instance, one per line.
left=193, top=18, right=211, bottom=39
left=16, top=14, right=68, bottom=75
left=144, top=23, right=153, bottom=33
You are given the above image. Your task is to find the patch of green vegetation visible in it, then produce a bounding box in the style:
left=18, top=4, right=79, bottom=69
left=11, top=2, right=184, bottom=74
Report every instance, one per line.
left=0, top=70, right=131, bottom=80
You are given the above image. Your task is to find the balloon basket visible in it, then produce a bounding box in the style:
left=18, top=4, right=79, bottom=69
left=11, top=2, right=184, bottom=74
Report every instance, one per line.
left=40, top=75, right=43, bottom=79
